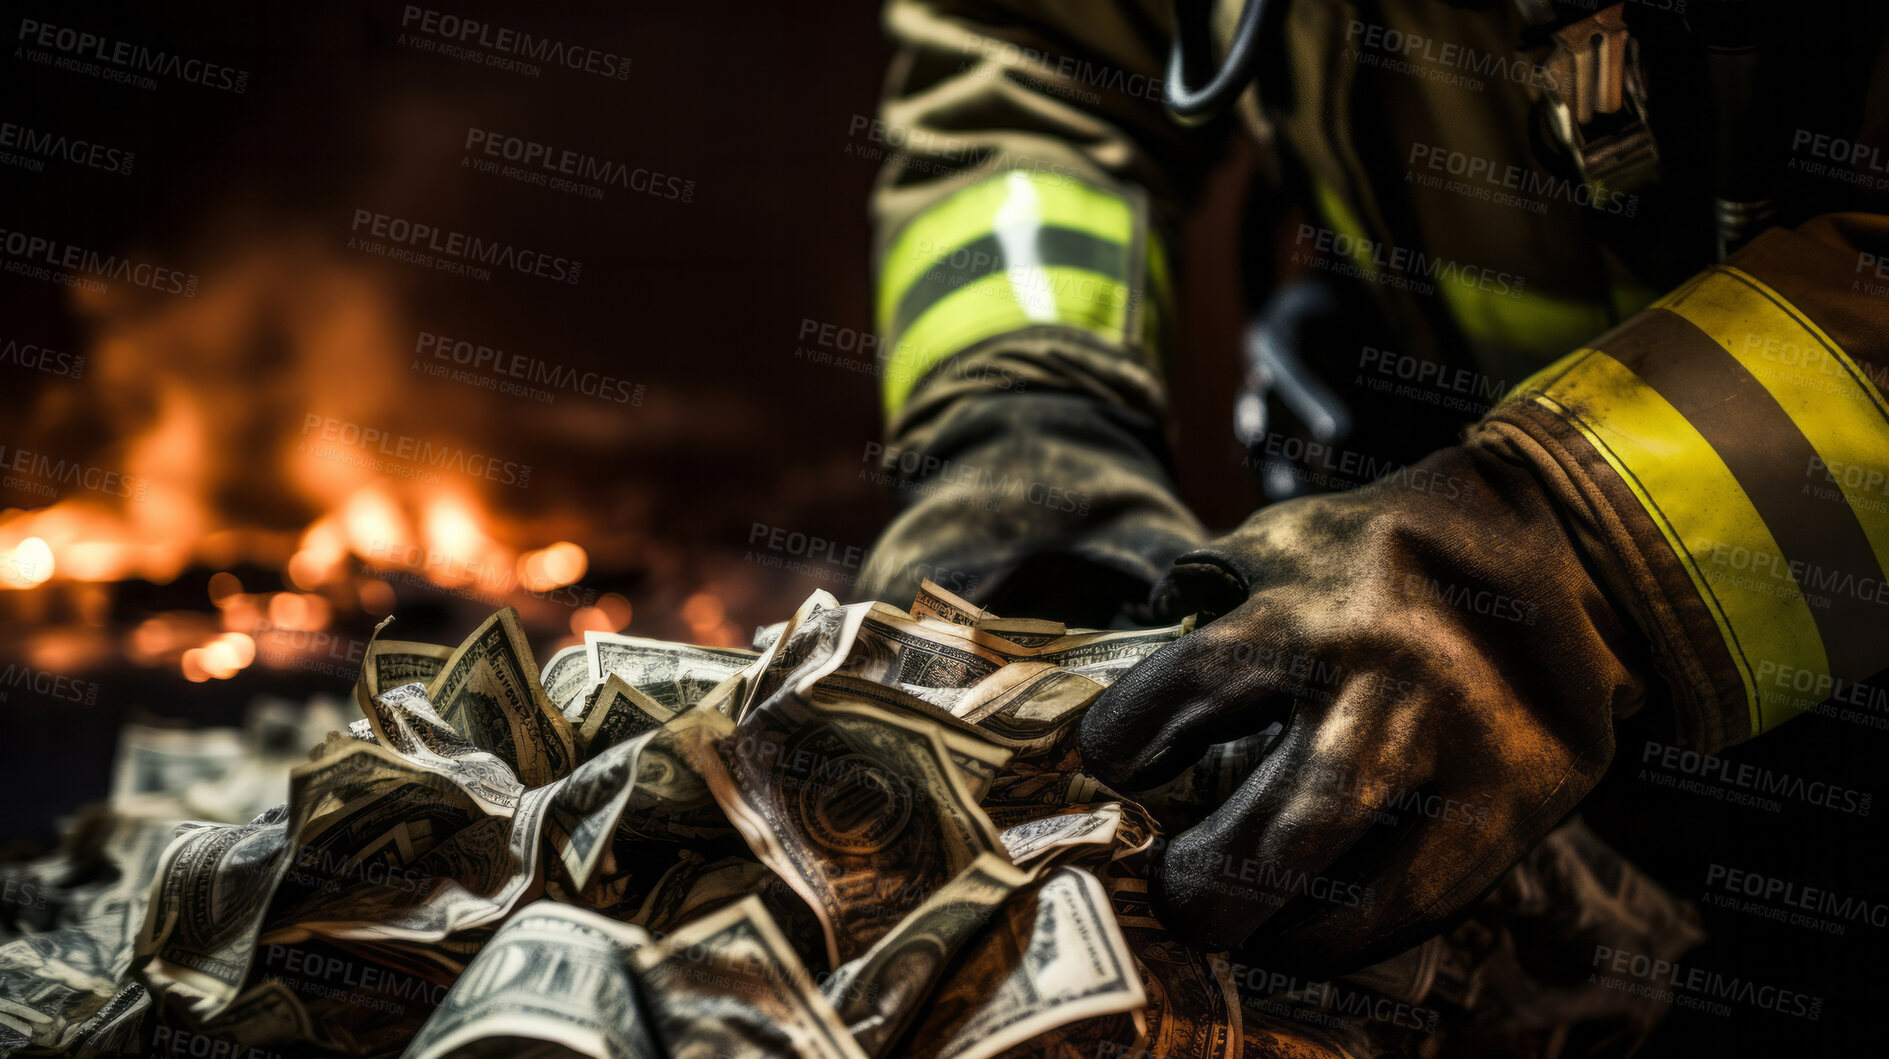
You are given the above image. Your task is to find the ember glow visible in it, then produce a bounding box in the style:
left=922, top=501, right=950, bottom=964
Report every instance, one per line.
left=0, top=243, right=642, bottom=679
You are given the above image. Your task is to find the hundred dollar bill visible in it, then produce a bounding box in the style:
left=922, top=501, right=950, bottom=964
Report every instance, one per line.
left=692, top=670, right=746, bottom=718
left=576, top=674, right=676, bottom=755
left=996, top=802, right=1126, bottom=872
left=705, top=691, right=1003, bottom=967
left=1107, top=873, right=1242, bottom=1059
left=860, top=608, right=1187, bottom=699
left=139, top=739, right=478, bottom=1019
left=611, top=705, right=734, bottom=844
left=981, top=728, right=1125, bottom=812
left=586, top=631, right=759, bottom=713
left=545, top=712, right=730, bottom=892
left=539, top=643, right=593, bottom=717
left=364, top=639, right=455, bottom=701
left=0, top=813, right=174, bottom=1052
left=631, top=896, right=867, bottom=1059
left=405, top=902, right=657, bottom=1059
left=950, top=664, right=1103, bottom=729
left=889, top=661, right=1070, bottom=723
left=847, top=605, right=1008, bottom=689
left=65, top=980, right=150, bottom=1058
left=821, top=853, right=1029, bottom=1057
left=429, top=607, right=575, bottom=788
left=743, top=589, right=841, bottom=682
left=736, top=594, right=862, bottom=719
left=266, top=712, right=716, bottom=951
left=979, top=624, right=1190, bottom=682
left=805, top=674, right=1012, bottom=802
left=748, top=599, right=1017, bottom=717
left=909, top=579, right=988, bottom=626
left=151, top=978, right=317, bottom=1056
left=901, top=867, right=1147, bottom=1059
left=908, top=582, right=1150, bottom=662
left=360, top=682, right=524, bottom=816
left=110, top=725, right=245, bottom=801
left=961, top=617, right=1069, bottom=649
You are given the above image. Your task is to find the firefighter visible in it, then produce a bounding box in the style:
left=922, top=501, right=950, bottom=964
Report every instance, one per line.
left=854, top=0, right=1889, bottom=975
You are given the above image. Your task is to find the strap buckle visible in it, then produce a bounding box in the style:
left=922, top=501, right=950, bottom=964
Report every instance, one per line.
left=1539, top=4, right=1660, bottom=196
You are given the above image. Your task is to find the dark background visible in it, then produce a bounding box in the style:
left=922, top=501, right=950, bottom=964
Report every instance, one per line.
left=0, top=2, right=1879, bottom=1054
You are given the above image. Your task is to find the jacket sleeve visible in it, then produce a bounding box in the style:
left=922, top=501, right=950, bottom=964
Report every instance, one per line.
left=1485, top=214, right=1889, bottom=751
left=856, top=0, right=1221, bottom=620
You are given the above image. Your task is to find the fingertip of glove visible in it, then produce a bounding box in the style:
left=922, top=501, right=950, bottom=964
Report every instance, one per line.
left=1076, top=694, right=1147, bottom=789
left=1148, top=827, right=1262, bottom=951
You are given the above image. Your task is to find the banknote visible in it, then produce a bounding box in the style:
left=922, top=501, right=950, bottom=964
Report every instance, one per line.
left=901, top=867, right=1147, bottom=1059
left=705, top=691, right=1004, bottom=967
left=406, top=902, right=657, bottom=1059
left=1107, top=872, right=1242, bottom=1059
left=429, top=607, right=575, bottom=788
left=539, top=643, right=593, bottom=716
left=996, top=802, right=1125, bottom=871
left=910, top=578, right=988, bottom=626
left=138, top=738, right=461, bottom=1019
left=0, top=814, right=173, bottom=1052
left=577, top=674, right=677, bottom=754
left=363, top=639, right=455, bottom=700
left=586, top=630, right=759, bottom=713
left=360, top=681, right=524, bottom=815
left=631, top=896, right=867, bottom=1059
left=821, top=852, right=1029, bottom=1056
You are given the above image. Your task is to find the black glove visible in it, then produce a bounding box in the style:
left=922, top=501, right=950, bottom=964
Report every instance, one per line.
left=1080, top=428, right=1652, bottom=975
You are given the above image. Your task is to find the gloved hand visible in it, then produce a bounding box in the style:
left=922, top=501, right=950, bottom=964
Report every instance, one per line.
left=1080, top=424, right=1653, bottom=975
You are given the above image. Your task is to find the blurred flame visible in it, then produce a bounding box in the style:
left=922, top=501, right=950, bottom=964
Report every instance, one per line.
left=0, top=239, right=730, bottom=675
left=0, top=243, right=587, bottom=624
left=2, top=537, right=54, bottom=587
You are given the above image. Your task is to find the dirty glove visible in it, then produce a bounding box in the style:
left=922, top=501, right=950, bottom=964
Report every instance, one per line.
left=1080, top=423, right=1652, bottom=975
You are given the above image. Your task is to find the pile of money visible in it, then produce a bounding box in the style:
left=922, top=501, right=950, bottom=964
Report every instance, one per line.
left=0, top=583, right=1706, bottom=1058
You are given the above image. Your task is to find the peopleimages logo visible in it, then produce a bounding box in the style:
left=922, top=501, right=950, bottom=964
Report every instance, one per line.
left=348, top=209, right=581, bottom=286
left=0, top=443, right=146, bottom=501
left=415, top=330, right=642, bottom=404
left=298, top=414, right=533, bottom=488
left=15, top=18, right=250, bottom=93
left=398, top=6, right=631, bottom=80
left=1591, top=944, right=1823, bottom=1021
left=1639, top=739, right=1872, bottom=816
left=0, top=227, right=198, bottom=295
left=0, top=119, right=133, bottom=175
left=1407, top=143, right=1638, bottom=217
left=1292, top=223, right=1524, bottom=299
left=463, top=128, right=694, bottom=202
left=0, top=662, right=99, bottom=705
left=0, top=336, right=83, bottom=379
left=1704, top=863, right=1889, bottom=933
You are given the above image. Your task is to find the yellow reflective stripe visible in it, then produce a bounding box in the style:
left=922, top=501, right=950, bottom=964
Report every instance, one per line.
left=1666, top=267, right=1889, bottom=577
left=882, top=266, right=1134, bottom=418
left=875, top=170, right=1167, bottom=420
left=877, top=171, right=1135, bottom=329
left=1524, top=350, right=1828, bottom=735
